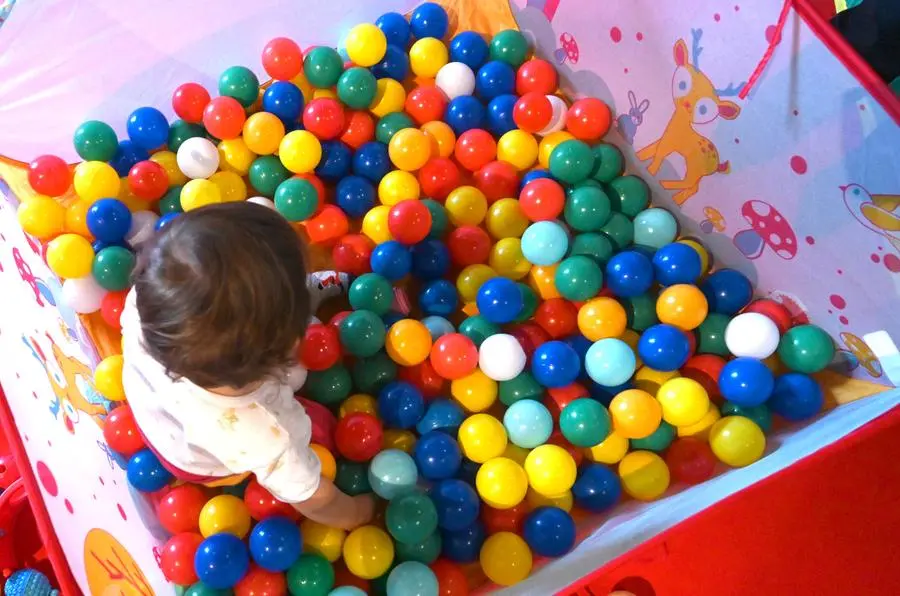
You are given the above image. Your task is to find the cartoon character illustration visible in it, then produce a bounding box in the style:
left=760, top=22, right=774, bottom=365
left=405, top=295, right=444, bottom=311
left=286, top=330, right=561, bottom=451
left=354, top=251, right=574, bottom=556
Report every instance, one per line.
left=833, top=332, right=883, bottom=378
left=617, top=91, right=650, bottom=145
left=84, top=528, right=154, bottom=596
left=767, top=290, right=810, bottom=326
left=699, top=206, right=726, bottom=233
left=13, top=247, right=54, bottom=307
left=733, top=200, right=797, bottom=260
left=525, top=0, right=561, bottom=21
left=841, top=184, right=900, bottom=253
left=636, top=29, right=744, bottom=205
left=554, top=32, right=578, bottom=65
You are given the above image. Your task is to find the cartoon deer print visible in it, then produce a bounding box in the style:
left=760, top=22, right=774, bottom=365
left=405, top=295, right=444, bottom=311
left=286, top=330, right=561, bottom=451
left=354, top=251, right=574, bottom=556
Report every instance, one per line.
left=637, top=29, right=744, bottom=206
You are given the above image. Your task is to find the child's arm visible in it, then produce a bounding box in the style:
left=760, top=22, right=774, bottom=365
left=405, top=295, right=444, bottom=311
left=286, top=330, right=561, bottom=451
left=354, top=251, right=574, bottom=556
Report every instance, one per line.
left=294, top=478, right=375, bottom=530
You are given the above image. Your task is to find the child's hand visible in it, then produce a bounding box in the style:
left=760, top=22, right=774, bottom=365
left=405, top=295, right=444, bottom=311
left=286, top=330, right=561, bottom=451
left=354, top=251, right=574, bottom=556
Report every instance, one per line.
left=350, top=494, right=376, bottom=529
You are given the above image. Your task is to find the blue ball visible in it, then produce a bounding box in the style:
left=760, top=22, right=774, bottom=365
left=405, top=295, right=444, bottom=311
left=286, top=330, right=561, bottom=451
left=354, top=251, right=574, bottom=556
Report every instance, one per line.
left=422, top=315, right=455, bottom=340
left=503, top=399, right=553, bottom=448
left=701, top=268, right=752, bottom=315
left=719, top=357, right=775, bottom=407
left=486, top=94, right=518, bottom=137
left=416, top=398, right=465, bottom=435
left=431, top=479, right=480, bottom=531
left=315, top=140, right=352, bottom=182
left=388, top=562, right=439, bottom=596
left=87, top=198, right=133, bottom=243
left=637, top=324, right=691, bottom=372
left=383, top=311, right=405, bottom=328
left=564, top=333, right=593, bottom=362
left=155, top=213, right=180, bottom=231
left=572, top=464, right=622, bottom=512
left=126, top=449, right=173, bottom=492
left=371, top=241, right=412, bottom=281
left=409, top=2, right=449, bottom=39
left=411, top=239, right=451, bottom=280
left=353, top=141, right=391, bottom=183
left=475, top=61, right=516, bottom=100
left=450, top=31, right=490, bottom=70
left=606, top=250, right=655, bottom=297
left=336, top=175, right=376, bottom=218
left=585, top=338, right=637, bottom=387
left=445, top=96, right=486, bottom=135
left=415, top=431, right=463, bottom=480
left=441, top=521, right=485, bottom=563
left=768, top=373, right=824, bottom=421
left=378, top=381, right=426, bottom=429
left=371, top=44, right=410, bottom=80
left=420, top=279, right=458, bottom=317
left=126, top=107, right=169, bottom=150
left=521, top=221, right=569, bottom=266
left=368, top=449, right=419, bottom=500
left=521, top=168, right=554, bottom=189
left=523, top=507, right=576, bottom=557
left=194, top=534, right=250, bottom=590
left=652, top=242, right=702, bottom=286
left=455, top=458, right=481, bottom=486
left=476, top=277, right=524, bottom=323
left=329, top=588, right=367, bottom=596
left=109, top=140, right=150, bottom=176
left=248, top=516, right=302, bottom=572
left=262, top=81, right=304, bottom=123
left=531, top=341, right=581, bottom=388
left=377, top=12, right=411, bottom=47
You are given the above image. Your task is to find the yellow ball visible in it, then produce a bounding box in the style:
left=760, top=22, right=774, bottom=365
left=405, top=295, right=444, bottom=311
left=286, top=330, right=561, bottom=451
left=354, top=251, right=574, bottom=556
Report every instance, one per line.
left=362, top=204, right=393, bottom=243
left=117, top=183, right=150, bottom=213
left=489, top=238, right=531, bottom=280
left=313, top=88, right=338, bottom=100
left=73, top=161, right=121, bottom=204
left=378, top=170, right=420, bottom=206
left=198, top=494, right=251, bottom=538
left=524, top=444, right=577, bottom=497
left=340, top=393, right=378, bottom=418
left=585, top=431, right=629, bottom=464
left=386, top=319, right=432, bottom=366
left=486, top=198, right=529, bottom=239
left=290, top=72, right=314, bottom=103
left=65, top=200, right=93, bottom=238
left=633, top=366, right=680, bottom=395
left=279, top=130, right=322, bottom=173
left=677, top=238, right=710, bottom=276
left=618, top=451, right=671, bottom=501
left=310, top=443, right=337, bottom=480
left=46, top=234, right=94, bottom=279
left=677, top=404, right=721, bottom=439
left=458, top=414, right=508, bottom=463
left=343, top=525, right=395, bottom=580
left=456, top=264, right=497, bottom=303
left=709, top=416, right=766, bottom=467
left=444, top=185, right=488, bottom=226
left=389, top=128, right=432, bottom=171
left=539, top=131, right=576, bottom=168
left=345, top=23, right=388, bottom=67
left=150, top=150, right=188, bottom=186
left=181, top=179, right=223, bottom=211
left=409, top=37, right=449, bottom=78
left=301, top=520, right=346, bottom=562
left=657, top=377, right=710, bottom=427
left=526, top=488, right=573, bottom=512
left=370, top=78, right=407, bottom=118
left=421, top=121, right=456, bottom=158
left=497, top=130, right=538, bottom=171
left=480, top=532, right=533, bottom=587
left=243, top=112, right=286, bottom=155
left=451, top=369, right=498, bottom=412
left=383, top=429, right=417, bottom=453
left=528, top=264, right=561, bottom=300
left=94, top=355, right=125, bottom=401
left=17, top=195, right=66, bottom=240
left=476, top=457, right=528, bottom=509
left=218, top=138, right=257, bottom=175
left=209, top=171, right=247, bottom=203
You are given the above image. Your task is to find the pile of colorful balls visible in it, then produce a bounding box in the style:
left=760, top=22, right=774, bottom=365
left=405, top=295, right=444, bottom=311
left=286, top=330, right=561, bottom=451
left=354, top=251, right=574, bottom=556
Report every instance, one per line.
left=20, top=3, right=837, bottom=594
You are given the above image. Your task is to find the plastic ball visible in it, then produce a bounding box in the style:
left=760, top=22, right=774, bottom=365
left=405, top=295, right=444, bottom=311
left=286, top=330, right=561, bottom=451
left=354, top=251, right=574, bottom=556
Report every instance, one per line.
left=570, top=463, right=621, bottom=512
left=656, top=284, right=709, bottom=331
left=300, top=324, right=343, bottom=371
left=386, top=320, right=433, bottom=367
left=479, top=532, right=532, bottom=587
left=709, top=416, right=766, bottom=467
left=370, top=42, right=410, bottom=80
left=486, top=94, right=518, bottom=137
left=387, top=129, right=430, bottom=173
left=656, top=377, right=710, bottom=427
left=92, top=246, right=136, bottom=291
left=199, top=495, right=252, bottom=539
left=477, top=333, right=526, bottom=382
left=194, top=533, right=250, bottom=590
left=497, top=129, right=538, bottom=170
left=769, top=373, right=824, bottom=421
left=379, top=169, right=420, bottom=206
left=376, top=12, right=411, bottom=46
left=638, top=324, right=691, bottom=372
left=425, top=333, right=476, bottom=380
left=93, top=354, right=125, bottom=401
left=521, top=220, right=568, bottom=266
left=665, top=438, right=717, bottom=485
left=487, top=238, right=529, bottom=280
left=489, top=29, right=529, bottom=67
left=431, top=479, right=481, bottom=533
left=718, top=357, right=775, bottom=407
left=72, top=160, right=120, bottom=204
left=413, top=431, right=461, bottom=481
left=548, top=140, right=594, bottom=184
left=302, top=46, right=342, bottom=88
left=160, top=533, right=203, bottom=585
left=652, top=242, right=702, bottom=286
left=519, top=178, right=564, bottom=222
left=531, top=340, right=580, bottom=388
left=248, top=516, right=302, bottom=572
left=299, top=520, right=346, bottom=564
left=476, top=457, right=527, bottom=509
left=343, top=526, right=395, bottom=580
left=126, top=106, right=169, bottom=149
left=632, top=207, right=677, bottom=249
left=386, top=561, right=439, bottom=595
left=243, top=479, right=300, bottom=523
left=441, top=521, right=486, bottom=564
left=555, top=256, right=603, bottom=302
left=433, top=63, right=475, bottom=105
left=217, top=65, right=259, bottom=108
left=335, top=413, right=383, bottom=462
left=444, top=185, right=488, bottom=226
left=201, top=96, right=245, bottom=140
left=284, top=554, right=335, bottom=596
left=450, top=30, right=490, bottom=69
left=46, top=234, right=94, bottom=279
left=555, top=398, right=609, bottom=447
left=454, top=129, right=496, bottom=172
left=523, top=507, right=575, bottom=558
left=412, top=239, right=451, bottom=280
left=564, top=184, right=611, bottom=233
left=450, top=368, right=498, bottom=413
left=103, top=404, right=144, bottom=458
left=61, top=276, right=107, bottom=314
left=367, top=448, right=418, bottom=501
left=74, top=120, right=118, bottom=161
left=418, top=160, right=459, bottom=203
left=524, top=444, right=577, bottom=497
left=172, top=138, right=218, bottom=181
left=700, top=269, right=753, bottom=315
left=345, top=23, right=387, bottom=67
left=410, top=37, right=449, bottom=78
left=605, top=251, right=653, bottom=298
left=472, top=277, right=520, bottom=323
left=743, top=299, right=793, bottom=335
left=260, top=37, right=302, bottom=81
left=371, top=78, right=408, bottom=118
left=503, top=399, right=553, bottom=449
left=367, top=241, right=409, bottom=282
left=386, top=201, right=431, bottom=246
left=585, top=338, right=636, bottom=387
left=410, top=2, right=449, bottom=39
left=777, top=324, right=835, bottom=374
left=458, top=413, right=507, bottom=463
left=126, top=448, right=172, bottom=492
left=576, top=297, right=626, bottom=341
left=447, top=226, right=490, bottom=268
left=517, top=58, right=558, bottom=95
left=618, top=451, right=670, bottom=501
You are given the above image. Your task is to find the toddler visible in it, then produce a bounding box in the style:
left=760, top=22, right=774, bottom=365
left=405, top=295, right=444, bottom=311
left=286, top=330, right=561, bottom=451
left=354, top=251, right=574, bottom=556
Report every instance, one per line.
left=121, top=202, right=374, bottom=530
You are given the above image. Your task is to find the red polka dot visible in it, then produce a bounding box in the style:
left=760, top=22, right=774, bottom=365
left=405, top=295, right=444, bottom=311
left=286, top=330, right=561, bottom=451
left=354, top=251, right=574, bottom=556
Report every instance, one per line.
left=64, top=499, right=74, bottom=514
left=98, top=476, right=105, bottom=485
left=118, top=504, right=128, bottom=521
left=714, top=13, right=721, bottom=21
left=871, top=253, right=881, bottom=263
left=24, top=435, right=29, bottom=442
left=839, top=316, right=849, bottom=325
left=37, top=461, right=58, bottom=496
left=765, top=25, right=777, bottom=42
left=837, top=269, right=843, bottom=275
left=827, top=310, right=833, bottom=315
left=610, top=27, right=622, bottom=43
left=47, top=440, right=51, bottom=448
left=829, top=294, right=846, bottom=309
left=624, top=68, right=629, bottom=74
left=92, top=494, right=97, bottom=500
left=735, top=5, right=741, bottom=10
left=793, top=109, right=800, bottom=116
left=878, top=246, right=884, bottom=251
left=32, top=391, right=37, bottom=400
left=885, top=254, right=900, bottom=272
left=859, top=104, right=866, bottom=111
left=636, top=32, right=644, bottom=41
left=734, top=138, right=741, bottom=144
left=790, top=155, right=807, bottom=174
left=805, top=236, right=815, bottom=245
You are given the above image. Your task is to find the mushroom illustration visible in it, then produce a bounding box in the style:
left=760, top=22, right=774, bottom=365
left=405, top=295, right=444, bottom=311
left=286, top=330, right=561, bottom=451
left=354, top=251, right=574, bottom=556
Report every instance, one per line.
left=554, top=33, right=579, bottom=65
left=840, top=332, right=883, bottom=377
left=733, top=200, right=797, bottom=260
left=699, top=206, right=726, bottom=233
left=767, top=290, right=810, bottom=326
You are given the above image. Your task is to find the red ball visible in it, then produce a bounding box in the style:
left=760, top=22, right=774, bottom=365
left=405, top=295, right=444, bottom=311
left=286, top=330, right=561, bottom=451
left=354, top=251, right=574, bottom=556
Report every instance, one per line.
left=235, top=564, right=288, bottom=596
left=243, top=478, right=300, bottom=521
left=335, top=413, right=383, bottom=462
left=262, top=37, right=304, bottom=81
left=545, top=383, right=588, bottom=421
left=328, top=311, right=352, bottom=331
left=159, top=532, right=203, bottom=585
left=172, top=83, right=211, bottom=124
left=519, top=178, right=565, bottom=222
left=513, top=92, right=553, bottom=133
left=681, top=354, right=726, bottom=402
left=481, top=502, right=528, bottom=535
left=388, top=200, right=433, bottom=245
left=100, top=290, right=128, bottom=330
left=299, top=324, right=342, bottom=371
left=297, top=397, right=338, bottom=452
left=534, top=298, right=578, bottom=339
left=28, top=155, right=71, bottom=197
left=430, top=559, right=470, bottom=596
left=128, top=160, right=169, bottom=201
left=516, top=59, right=558, bottom=95
left=332, top=234, right=374, bottom=277
left=473, top=161, right=518, bottom=204
left=203, top=96, right=246, bottom=140
left=294, top=173, right=326, bottom=211
left=744, top=299, right=792, bottom=335
left=430, top=333, right=479, bottom=380
left=405, top=85, right=448, bottom=125
left=340, top=111, right=376, bottom=149
left=397, top=360, right=446, bottom=399
left=334, top=561, right=372, bottom=592
left=666, top=438, right=717, bottom=485
left=418, top=158, right=462, bottom=201
left=303, top=98, right=346, bottom=140
left=306, top=204, right=350, bottom=245
left=453, top=129, right=497, bottom=172
left=102, top=405, right=144, bottom=457
left=157, top=485, right=207, bottom=534
left=447, top=226, right=491, bottom=267
left=508, top=323, right=550, bottom=365
left=566, top=98, right=611, bottom=141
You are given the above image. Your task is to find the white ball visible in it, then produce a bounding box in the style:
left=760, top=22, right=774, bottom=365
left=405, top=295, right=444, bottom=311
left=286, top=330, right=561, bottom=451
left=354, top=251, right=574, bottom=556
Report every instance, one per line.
left=537, top=95, right=568, bottom=136
left=725, top=312, right=781, bottom=359
left=126, top=211, right=159, bottom=247
left=478, top=333, right=527, bottom=381
left=176, top=137, right=220, bottom=179
left=247, top=196, right=277, bottom=210
left=285, top=364, right=308, bottom=392
left=62, top=277, right=107, bottom=314
left=435, top=62, right=476, bottom=100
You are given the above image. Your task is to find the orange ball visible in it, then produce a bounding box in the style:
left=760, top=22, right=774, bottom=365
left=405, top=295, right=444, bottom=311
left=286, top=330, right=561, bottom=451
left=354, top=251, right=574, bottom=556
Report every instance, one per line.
left=310, top=443, right=337, bottom=480
left=578, top=297, right=627, bottom=341
left=386, top=319, right=433, bottom=366
left=656, top=284, right=709, bottom=331
left=609, top=389, right=663, bottom=439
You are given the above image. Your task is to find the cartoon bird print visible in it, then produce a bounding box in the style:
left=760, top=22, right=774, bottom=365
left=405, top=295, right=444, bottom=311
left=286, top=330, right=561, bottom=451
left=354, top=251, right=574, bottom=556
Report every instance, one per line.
left=841, top=183, right=900, bottom=253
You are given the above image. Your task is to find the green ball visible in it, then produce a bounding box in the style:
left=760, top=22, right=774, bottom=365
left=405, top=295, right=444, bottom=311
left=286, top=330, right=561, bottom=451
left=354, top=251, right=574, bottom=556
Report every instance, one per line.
left=386, top=492, right=439, bottom=545
left=352, top=352, right=397, bottom=394
left=338, top=67, right=378, bottom=110
left=608, top=175, right=650, bottom=218
left=274, top=178, right=319, bottom=221
left=555, top=256, right=603, bottom=301
left=395, top=532, right=442, bottom=564
left=221, top=479, right=248, bottom=499
left=499, top=372, right=543, bottom=406
left=340, top=310, right=386, bottom=357
left=219, top=66, right=260, bottom=108
left=185, top=583, right=231, bottom=596
left=422, top=199, right=448, bottom=239
left=376, top=112, right=415, bottom=144
left=349, top=273, right=394, bottom=314
left=600, top=212, right=634, bottom=250
left=159, top=186, right=185, bottom=215
left=167, top=120, right=206, bottom=151
left=92, top=247, right=135, bottom=291
left=697, top=313, right=731, bottom=356
left=73, top=120, right=118, bottom=162
left=513, top=283, right=538, bottom=323
left=631, top=421, right=676, bottom=452
left=559, top=398, right=611, bottom=447
left=623, top=293, right=658, bottom=332
left=303, top=46, right=344, bottom=88
left=549, top=140, right=596, bottom=185
left=564, top=184, right=612, bottom=232
left=249, top=155, right=291, bottom=197
left=569, top=232, right=615, bottom=265
left=722, top=402, right=773, bottom=433
left=591, top=143, right=624, bottom=183
left=458, top=315, right=499, bottom=347
left=286, top=554, right=335, bottom=596
left=304, top=364, right=352, bottom=405
left=334, top=460, right=372, bottom=495
left=489, top=29, right=529, bottom=67
left=777, top=324, right=835, bottom=373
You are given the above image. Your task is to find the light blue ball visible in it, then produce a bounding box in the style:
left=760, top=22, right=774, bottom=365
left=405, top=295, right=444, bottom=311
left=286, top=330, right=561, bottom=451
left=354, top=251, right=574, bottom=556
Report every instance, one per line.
left=503, top=399, right=553, bottom=448
left=585, top=338, right=636, bottom=387
left=368, top=449, right=419, bottom=500
left=521, top=221, right=569, bottom=266
left=633, top=208, right=678, bottom=250
left=328, top=587, right=368, bottom=596
left=422, top=315, right=455, bottom=340
left=386, top=561, right=440, bottom=596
